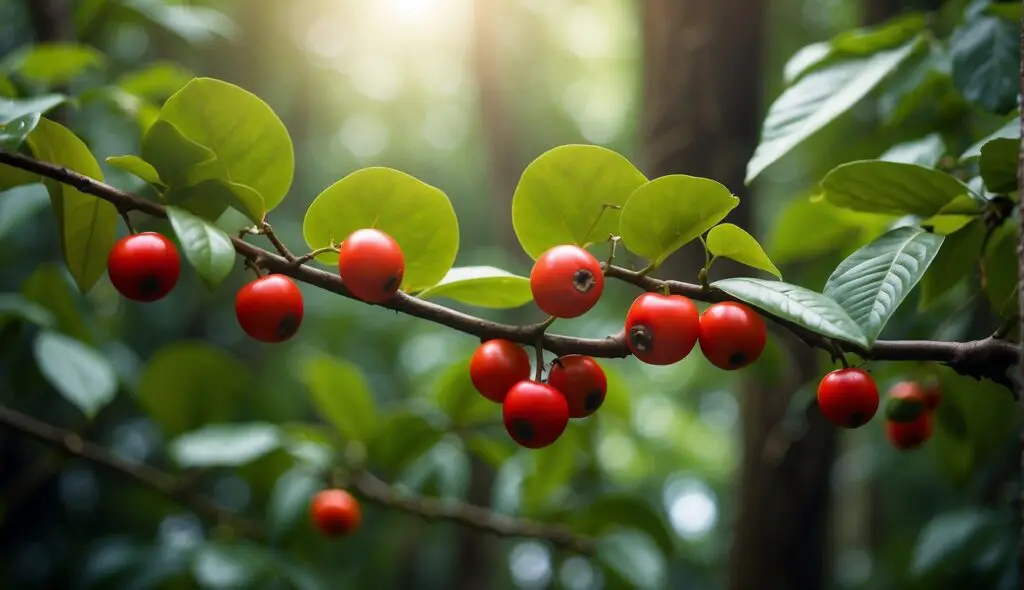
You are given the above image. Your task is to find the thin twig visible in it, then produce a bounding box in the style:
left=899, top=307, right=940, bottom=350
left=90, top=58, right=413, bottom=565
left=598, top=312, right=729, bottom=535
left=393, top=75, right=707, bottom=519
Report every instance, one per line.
left=261, top=221, right=296, bottom=262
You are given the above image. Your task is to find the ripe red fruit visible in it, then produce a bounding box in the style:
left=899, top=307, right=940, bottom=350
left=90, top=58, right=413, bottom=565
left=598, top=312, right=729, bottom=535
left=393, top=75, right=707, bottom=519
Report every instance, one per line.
left=235, top=274, right=304, bottom=343
left=697, top=301, right=767, bottom=370
left=624, top=293, right=700, bottom=365
left=922, top=379, right=942, bottom=411
left=885, top=412, right=933, bottom=450
left=107, top=232, right=181, bottom=302
left=529, top=245, right=604, bottom=318
left=816, top=368, right=879, bottom=429
left=884, top=380, right=928, bottom=422
left=548, top=355, right=607, bottom=418
left=337, top=228, right=405, bottom=304
left=310, top=488, right=361, bottom=537
left=502, top=380, right=570, bottom=449
left=469, top=339, right=532, bottom=403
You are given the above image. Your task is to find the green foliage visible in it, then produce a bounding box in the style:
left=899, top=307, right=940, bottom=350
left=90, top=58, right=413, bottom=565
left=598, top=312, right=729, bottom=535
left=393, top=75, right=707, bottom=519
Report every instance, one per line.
left=982, top=219, right=1019, bottom=316
left=168, top=423, right=283, bottom=468
left=706, top=223, right=781, bottom=278
left=0, top=184, right=49, bottom=241
left=567, top=494, right=676, bottom=556
left=370, top=410, right=446, bottom=473
left=416, top=266, right=532, bottom=308
left=266, top=466, right=321, bottom=540
left=879, top=133, right=946, bottom=167
left=768, top=196, right=890, bottom=265
left=596, top=530, right=667, bottom=590
left=119, top=0, right=238, bottom=44
left=105, top=155, right=163, bottom=187
left=428, top=355, right=496, bottom=427
left=300, top=353, right=378, bottom=444
left=21, top=263, right=92, bottom=343
left=978, top=137, right=1018, bottom=192
left=949, top=12, right=1021, bottom=115
left=918, top=219, right=985, bottom=308
left=116, top=62, right=196, bottom=101
left=0, top=293, right=55, bottom=329
left=2, top=42, right=105, bottom=85
left=166, top=206, right=236, bottom=290
left=32, top=329, right=117, bottom=418
left=821, top=160, right=978, bottom=217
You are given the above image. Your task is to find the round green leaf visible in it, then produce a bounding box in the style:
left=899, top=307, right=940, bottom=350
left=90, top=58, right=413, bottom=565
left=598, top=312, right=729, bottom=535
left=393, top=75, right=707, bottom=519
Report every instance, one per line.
left=511, top=144, right=647, bottom=260
left=821, top=160, right=976, bottom=217
left=168, top=423, right=282, bottom=468
left=157, top=77, right=294, bottom=213
left=416, top=266, right=531, bottom=308
left=166, top=205, right=236, bottom=290
left=33, top=330, right=117, bottom=419
left=302, top=167, right=459, bottom=293
left=299, top=353, right=378, bottom=444
left=711, top=277, right=869, bottom=348
left=619, top=175, right=738, bottom=267
left=706, top=223, right=781, bottom=278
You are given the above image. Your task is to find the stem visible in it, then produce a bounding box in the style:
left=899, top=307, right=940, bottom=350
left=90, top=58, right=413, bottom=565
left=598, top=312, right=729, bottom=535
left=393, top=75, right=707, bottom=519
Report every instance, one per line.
left=261, top=221, right=296, bottom=262
left=294, top=246, right=340, bottom=266
left=119, top=210, right=137, bottom=235
left=605, top=235, right=621, bottom=268
left=581, top=203, right=622, bottom=245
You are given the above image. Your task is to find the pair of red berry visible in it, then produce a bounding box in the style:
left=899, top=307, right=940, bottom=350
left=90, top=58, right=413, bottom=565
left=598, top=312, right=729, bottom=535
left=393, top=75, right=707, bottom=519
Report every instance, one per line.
left=883, top=380, right=941, bottom=450
left=310, top=488, right=361, bottom=537
left=469, top=339, right=607, bottom=449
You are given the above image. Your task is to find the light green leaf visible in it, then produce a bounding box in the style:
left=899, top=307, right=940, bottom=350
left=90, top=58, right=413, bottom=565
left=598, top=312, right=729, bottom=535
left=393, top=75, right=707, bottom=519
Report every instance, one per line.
left=416, top=266, right=532, bottom=308
left=746, top=38, right=921, bottom=183
left=137, top=341, right=250, bottom=437
left=156, top=77, right=293, bottom=214
left=768, top=196, right=893, bottom=265
left=918, top=219, right=985, bottom=308
left=987, top=2, right=1022, bottom=21
left=166, top=206, right=236, bottom=290
left=168, top=423, right=282, bottom=468
left=0, top=293, right=56, bottom=328
left=983, top=220, right=1019, bottom=317
left=430, top=356, right=498, bottom=426
left=300, top=354, right=378, bottom=443
left=823, top=227, right=943, bottom=344
left=302, top=167, right=459, bottom=292
left=0, top=94, right=66, bottom=124
left=97, top=87, right=160, bottom=134
left=0, top=183, right=49, bottom=241
left=3, top=43, right=105, bottom=85
left=960, top=115, right=1018, bottom=160
left=370, top=410, right=446, bottom=472
left=511, top=144, right=647, bottom=259
left=950, top=14, right=1020, bottom=114
left=33, top=330, right=117, bottom=419
left=141, top=119, right=216, bottom=187
left=25, top=118, right=118, bottom=293
left=105, top=155, right=163, bottom=187
left=706, top=223, right=781, bottom=278
left=596, top=531, right=667, bottom=590
left=619, top=175, right=738, bottom=267
left=116, top=61, right=195, bottom=101
left=879, top=133, right=946, bottom=167
left=821, top=160, right=975, bottom=217
left=166, top=178, right=263, bottom=225
left=121, top=0, right=238, bottom=44
left=978, top=137, right=1018, bottom=193
left=267, top=467, right=321, bottom=541
left=712, top=277, right=868, bottom=347
left=0, top=76, right=14, bottom=97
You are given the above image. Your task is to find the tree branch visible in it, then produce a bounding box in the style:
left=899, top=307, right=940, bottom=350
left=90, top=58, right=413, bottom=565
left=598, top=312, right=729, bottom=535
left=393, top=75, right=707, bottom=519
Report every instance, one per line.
left=0, top=148, right=1017, bottom=387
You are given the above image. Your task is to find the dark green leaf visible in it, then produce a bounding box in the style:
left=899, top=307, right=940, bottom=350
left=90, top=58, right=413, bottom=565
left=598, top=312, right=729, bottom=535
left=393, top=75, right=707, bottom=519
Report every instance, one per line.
left=3, top=43, right=105, bottom=85
left=266, top=467, right=320, bottom=541
left=0, top=293, right=56, bottom=328
left=105, top=155, right=163, bottom=187
left=950, top=15, right=1020, bottom=114
left=117, top=62, right=195, bottom=101
left=918, top=219, right=985, bottom=308
left=706, top=223, right=781, bottom=278
left=978, top=137, right=1018, bottom=193
left=166, top=206, right=236, bottom=290
left=190, top=542, right=267, bottom=589
left=595, top=531, right=667, bottom=590
left=0, top=183, right=49, bottom=241
left=961, top=115, right=1018, bottom=160
left=122, top=0, right=238, bottom=44
left=299, top=353, right=378, bottom=443
left=370, top=410, right=446, bottom=472
left=823, top=227, right=944, bottom=344
left=166, top=178, right=263, bottom=224
left=879, top=133, right=946, bottom=167
left=821, top=160, right=974, bottom=217
left=22, top=263, right=92, bottom=343
left=982, top=220, right=1018, bottom=316
left=986, top=2, right=1022, bottom=21
left=912, top=508, right=1000, bottom=578
left=568, top=494, right=676, bottom=556
left=416, top=266, right=532, bottom=308
left=168, top=423, right=281, bottom=468
left=0, top=76, right=14, bottom=97
left=33, top=330, right=117, bottom=419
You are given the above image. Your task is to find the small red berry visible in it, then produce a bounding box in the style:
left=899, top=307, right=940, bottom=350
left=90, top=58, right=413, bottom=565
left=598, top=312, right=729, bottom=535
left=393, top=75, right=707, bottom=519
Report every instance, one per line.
left=337, top=228, right=405, bottom=304
left=624, top=293, right=700, bottom=365
left=529, top=245, right=604, bottom=318
left=884, top=381, right=928, bottom=422
left=502, top=380, right=570, bottom=449
left=548, top=355, right=607, bottom=418
left=107, top=232, right=181, bottom=302
left=817, top=368, right=879, bottom=429
left=469, top=339, right=532, bottom=403
left=310, top=489, right=361, bottom=537
left=235, top=274, right=304, bottom=343
left=885, top=412, right=933, bottom=450
left=697, top=301, right=767, bottom=370
left=922, top=378, right=942, bottom=411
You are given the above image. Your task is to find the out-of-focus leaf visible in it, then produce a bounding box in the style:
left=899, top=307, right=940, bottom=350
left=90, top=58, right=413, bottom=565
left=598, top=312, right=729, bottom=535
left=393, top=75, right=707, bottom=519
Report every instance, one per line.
left=370, top=409, right=446, bottom=472
left=918, top=219, right=985, bottom=308
left=978, top=138, right=1018, bottom=193
left=821, top=160, right=975, bottom=217
left=879, top=133, right=946, bottom=167
left=3, top=43, right=105, bottom=85
left=33, top=330, right=117, bottom=418
left=982, top=220, right=1018, bottom=316
left=299, top=353, right=378, bottom=443
left=120, top=0, right=238, bottom=44
left=595, top=530, right=667, bottom=590
left=117, top=62, right=196, bottom=101
left=0, top=183, right=49, bottom=241
left=950, top=14, right=1020, bottom=114
left=168, top=423, right=281, bottom=468
left=21, top=263, right=91, bottom=343
left=520, top=427, right=581, bottom=515
left=567, top=494, right=676, bottom=557
left=266, top=466, right=320, bottom=541
left=430, top=355, right=498, bottom=426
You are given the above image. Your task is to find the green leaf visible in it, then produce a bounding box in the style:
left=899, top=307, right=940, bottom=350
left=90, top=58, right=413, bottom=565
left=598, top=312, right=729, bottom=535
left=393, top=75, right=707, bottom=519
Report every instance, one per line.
left=712, top=277, right=868, bottom=347
left=166, top=178, right=263, bottom=225
left=141, top=119, right=216, bottom=187
left=370, top=410, right=446, bottom=472
left=982, top=220, right=1019, bottom=317
left=22, top=263, right=92, bottom=343
left=465, top=435, right=515, bottom=468
left=156, top=77, right=293, bottom=214
left=879, top=133, right=946, bottom=167
left=978, top=138, right=1018, bottom=193
left=918, top=219, right=985, bottom=308
left=429, top=356, right=496, bottom=426
left=98, top=87, right=160, bottom=134
left=912, top=508, right=999, bottom=578
left=987, top=2, right=1022, bottom=21
left=821, top=160, right=974, bottom=217
left=165, top=206, right=236, bottom=290
left=168, top=423, right=282, bottom=468
left=746, top=38, right=922, bottom=183
left=25, top=118, right=118, bottom=293
left=521, top=427, right=580, bottom=515
left=0, top=76, right=14, bottom=97
left=137, top=341, right=250, bottom=437
left=302, top=167, right=459, bottom=292
left=567, top=494, right=676, bottom=556
left=0, top=293, right=56, bottom=328
left=33, top=330, right=117, bottom=419
left=0, top=94, right=66, bottom=125
left=3, top=43, right=105, bottom=85
left=0, top=113, right=41, bottom=150
left=105, top=155, right=163, bottom=187
left=116, top=62, right=195, bottom=101
left=266, top=467, right=320, bottom=541
left=0, top=183, right=49, bottom=241
left=823, top=227, right=943, bottom=345
left=706, top=223, right=781, bottom=278
left=950, top=14, right=1020, bottom=114
left=511, top=144, right=647, bottom=259
left=416, top=266, right=532, bottom=308
left=596, top=531, right=667, bottom=590
left=768, top=196, right=892, bottom=265
left=961, top=115, right=1018, bottom=160
left=121, top=0, right=238, bottom=44
left=619, top=175, right=738, bottom=267
left=191, top=542, right=267, bottom=590
left=299, top=354, right=378, bottom=444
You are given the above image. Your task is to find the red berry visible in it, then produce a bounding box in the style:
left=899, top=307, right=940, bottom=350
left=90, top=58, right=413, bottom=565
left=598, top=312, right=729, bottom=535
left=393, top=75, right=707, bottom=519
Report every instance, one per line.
left=697, top=301, right=767, bottom=370
left=235, top=274, right=304, bottom=343
left=310, top=489, right=361, bottom=537
left=469, top=339, right=532, bottom=403
left=816, top=368, right=879, bottom=429
left=885, top=412, right=933, bottom=450
left=502, top=381, right=569, bottom=449
left=548, top=355, right=607, bottom=418
left=884, top=380, right=928, bottom=422
left=624, top=293, right=699, bottom=365
left=922, top=378, right=942, bottom=411
left=529, top=245, right=604, bottom=318
left=337, top=229, right=405, bottom=304
left=107, top=232, right=181, bottom=302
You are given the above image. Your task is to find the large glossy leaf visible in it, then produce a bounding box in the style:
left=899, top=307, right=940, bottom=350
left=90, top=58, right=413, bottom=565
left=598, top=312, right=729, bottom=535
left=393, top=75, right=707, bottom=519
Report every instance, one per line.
left=511, top=144, right=647, bottom=260
left=746, top=38, right=921, bottom=183
left=140, top=119, right=216, bottom=187
left=299, top=354, right=378, bottom=443
left=168, top=423, right=282, bottom=468
left=978, top=137, right=1018, bottom=193
left=821, top=160, right=975, bottom=217
left=918, top=219, right=985, bottom=308
left=950, top=14, right=1020, bottom=114
left=3, top=43, right=105, bottom=85
left=823, top=227, right=943, bottom=344
left=619, top=175, right=738, bottom=267
left=711, top=277, right=869, bottom=347
left=302, top=167, right=459, bottom=292
left=166, top=206, right=236, bottom=290
left=706, top=223, right=781, bottom=278
left=416, top=266, right=532, bottom=308
left=33, top=330, right=117, bottom=419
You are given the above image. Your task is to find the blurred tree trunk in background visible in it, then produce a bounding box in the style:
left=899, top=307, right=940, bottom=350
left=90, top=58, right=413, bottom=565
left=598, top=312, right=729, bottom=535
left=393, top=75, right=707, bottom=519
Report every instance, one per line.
left=26, top=0, right=71, bottom=43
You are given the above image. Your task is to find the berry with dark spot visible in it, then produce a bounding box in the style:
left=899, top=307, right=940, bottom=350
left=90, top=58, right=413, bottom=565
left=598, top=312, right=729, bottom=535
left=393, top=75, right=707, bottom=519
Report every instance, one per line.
left=548, top=355, right=607, bottom=418
left=697, top=301, right=767, bottom=370
left=624, top=292, right=699, bottom=365
left=529, top=245, right=604, bottom=318
left=469, top=339, right=532, bottom=403
left=885, top=411, right=933, bottom=450
left=817, top=368, right=879, bottom=429
left=884, top=380, right=928, bottom=423
left=310, top=488, right=361, bottom=537
left=235, top=274, right=304, bottom=343
left=338, top=228, right=405, bottom=304
left=107, top=232, right=181, bottom=302
left=502, top=380, right=569, bottom=449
